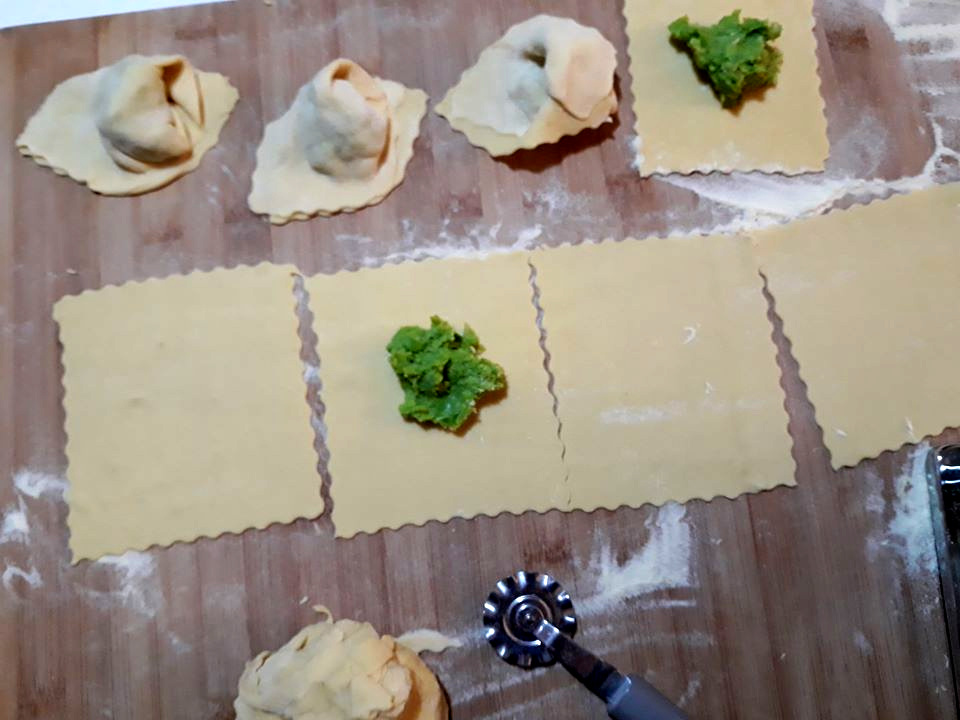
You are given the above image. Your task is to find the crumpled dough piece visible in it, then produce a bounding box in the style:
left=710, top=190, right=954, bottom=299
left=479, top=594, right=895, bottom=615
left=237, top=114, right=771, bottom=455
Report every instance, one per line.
left=435, top=14, right=618, bottom=156
left=248, top=59, right=428, bottom=224
left=16, top=54, right=238, bottom=195
left=234, top=617, right=448, bottom=720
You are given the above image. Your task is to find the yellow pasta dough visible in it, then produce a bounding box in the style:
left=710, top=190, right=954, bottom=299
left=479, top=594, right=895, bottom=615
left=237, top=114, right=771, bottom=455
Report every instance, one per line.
left=305, top=253, right=566, bottom=538
left=55, top=264, right=321, bottom=561
left=754, top=182, right=960, bottom=468
left=533, top=236, right=795, bottom=510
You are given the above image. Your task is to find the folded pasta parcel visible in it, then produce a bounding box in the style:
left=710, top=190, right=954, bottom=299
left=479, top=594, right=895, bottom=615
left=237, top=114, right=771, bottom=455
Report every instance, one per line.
left=436, top=14, right=618, bottom=156
left=17, top=54, right=238, bottom=195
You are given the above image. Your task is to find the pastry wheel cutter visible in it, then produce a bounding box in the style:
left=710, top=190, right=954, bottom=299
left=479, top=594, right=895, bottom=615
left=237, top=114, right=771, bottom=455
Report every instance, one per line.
left=483, top=571, right=689, bottom=720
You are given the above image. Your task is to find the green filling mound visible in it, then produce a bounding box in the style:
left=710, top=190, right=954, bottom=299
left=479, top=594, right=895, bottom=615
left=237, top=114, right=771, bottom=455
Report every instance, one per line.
left=669, top=10, right=783, bottom=108
left=386, top=315, right=506, bottom=431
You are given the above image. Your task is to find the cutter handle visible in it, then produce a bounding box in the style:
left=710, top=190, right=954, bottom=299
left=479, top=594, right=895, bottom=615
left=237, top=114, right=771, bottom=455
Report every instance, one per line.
left=606, top=674, right=690, bottom=720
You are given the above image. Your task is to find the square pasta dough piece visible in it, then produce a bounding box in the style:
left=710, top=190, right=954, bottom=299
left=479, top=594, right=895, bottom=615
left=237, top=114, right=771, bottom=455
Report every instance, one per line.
left=533, top=236, right=794, bottom=511
left=305, top=253, right=566, bottom=538
left=624, top=0, right=828, bottom=175
left=754, top=182, right=960, bottom=469
left=55, top=264, right=321, bottom=561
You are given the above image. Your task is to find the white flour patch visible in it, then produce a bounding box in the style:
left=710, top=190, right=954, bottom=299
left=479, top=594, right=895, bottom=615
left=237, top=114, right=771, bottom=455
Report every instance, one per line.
left=0, top=498, right=30, bottom=543
left=866, top=443, right=938, bottom=579
left=360, top=219, right=553, bottom=267
left=600, top=402, right=685, bottom=425
left=631, top=135, right=645, bottom=172
left=595, top=630, right=715, bottom=657
left=166, top=631, right=193, bottom=655
left=302, top=363, right=321, bottom=385
left=582, top=503, right=693, bottom=614
left=2, top=563, right=42, bottom=592
left=853, top=629, right=874, bottom=655
left=885, top=444, right=938, bottom=577
left=12, top=468, right=67, bottom=500
left=883, top=0, right=960, bottom=46
left=85, top=551, right=160, bottom=617
left=517, top=225, right=543, bottom=244
left=677, top=675, right=702, bottom=708
left=335, top=233, right=373, bottom=244
left=524, top=179, right=594, bottom=220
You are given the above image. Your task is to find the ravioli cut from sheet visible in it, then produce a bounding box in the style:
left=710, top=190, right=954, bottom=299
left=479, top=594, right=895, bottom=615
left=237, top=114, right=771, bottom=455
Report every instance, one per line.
left=754, top=183, right=960, bottom=469
left=305, top=253, right=565, bottom=538
left=623, top=0, right=827, bottom=175
left=17, top=54, right=238, bottom=195
left=435, top=14, right=618, bottom=156
left=55, top=264, right=321, bottom=561
left=248, top=59, right=427, bottom=224
left=533, top=236, right=794, bottom=511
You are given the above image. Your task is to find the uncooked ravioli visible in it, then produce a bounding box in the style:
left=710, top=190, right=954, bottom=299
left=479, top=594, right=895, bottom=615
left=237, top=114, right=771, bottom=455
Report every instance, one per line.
left=17, top=54, right=238, bottom=195
left=248, top=58, right=427, bottom=224
left=435, top=14, right=618, bottom=156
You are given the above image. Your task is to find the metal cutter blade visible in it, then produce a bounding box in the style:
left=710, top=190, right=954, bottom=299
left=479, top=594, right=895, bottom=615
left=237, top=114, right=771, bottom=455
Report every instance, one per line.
left=482, top=570, right=577, bottom=668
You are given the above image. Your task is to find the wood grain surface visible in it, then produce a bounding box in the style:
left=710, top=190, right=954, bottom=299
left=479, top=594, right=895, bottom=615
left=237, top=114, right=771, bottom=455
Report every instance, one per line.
left=1, top=1, right=959, bottom=718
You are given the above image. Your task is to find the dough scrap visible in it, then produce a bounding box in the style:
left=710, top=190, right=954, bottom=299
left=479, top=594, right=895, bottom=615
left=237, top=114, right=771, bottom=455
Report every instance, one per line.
left=55, top=264, right=322, bottom=561
left=754, top=182, right=960, bottom=469
left=395, top=630, right=463, bottom=655
left=304, top=253, right=566, bottom=538
left=532, top=235, right=795, bottom=511
left=623, top=0, right=828, bottom=175
left=234, top=618, right=448, bottom=720
left=435, top=14, right=618, bottom=156
left=248, top=59, right=427, bottom=224
left=17, top=54, right=238, bottom=195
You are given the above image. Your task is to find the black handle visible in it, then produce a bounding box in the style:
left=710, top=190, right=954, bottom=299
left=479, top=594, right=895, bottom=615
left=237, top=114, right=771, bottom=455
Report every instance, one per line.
left=607, top=674, right=690, bottom=720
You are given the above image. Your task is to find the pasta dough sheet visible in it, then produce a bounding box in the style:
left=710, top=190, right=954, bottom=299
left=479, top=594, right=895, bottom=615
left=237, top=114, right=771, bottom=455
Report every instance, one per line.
left=305, top=253, right=566, bottom=538
left=754, top=182, right=960, bottom=469
left=624, top=0, right=828, bottom=176
left=55, top=264, right=322, bottom=561
left=533, top=236, right=795, bottom=511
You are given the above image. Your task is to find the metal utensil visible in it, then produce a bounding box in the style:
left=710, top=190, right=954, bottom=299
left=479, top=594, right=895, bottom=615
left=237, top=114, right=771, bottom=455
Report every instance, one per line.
left=483, top=571, right=690, bottom=720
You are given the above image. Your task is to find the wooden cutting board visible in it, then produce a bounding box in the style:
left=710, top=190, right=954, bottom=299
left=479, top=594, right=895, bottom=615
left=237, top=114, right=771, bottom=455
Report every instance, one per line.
left=1, top=1, right=957, bottom=718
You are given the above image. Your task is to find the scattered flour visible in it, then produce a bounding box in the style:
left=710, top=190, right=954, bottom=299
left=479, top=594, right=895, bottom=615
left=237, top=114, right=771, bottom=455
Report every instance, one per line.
left=866, top=443, right=939, bottom=578
left=677, top=674, right=702, bottom=708
left=12, top=468, right=67, bottom=499
left=516, top=225, right=543, bottom=244
left=0, top=498, right=30, bottom=543
left=852, top=629, right=874, bottom=655
left=582, top=503, right=693, bottom=614
left=600, top=402, right=686, bottom=425
left=524, top=179, right=594, bottom=221
left=302, top=363, right=321, bottom=385
left=630, top=135, right=645, bottom=172
left=84, top=551, right=161, bottom=616
left=335, top=233, right=373, bottom=244
left=2, top=563, right=42, bottom=593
